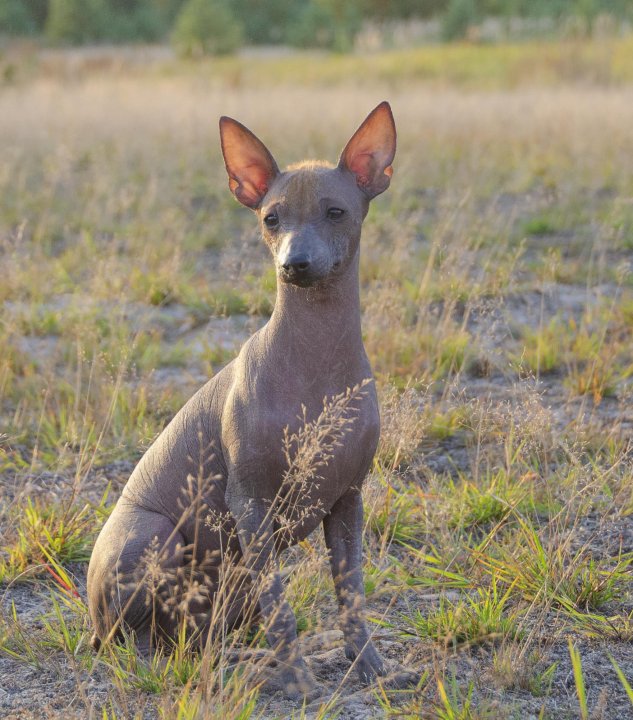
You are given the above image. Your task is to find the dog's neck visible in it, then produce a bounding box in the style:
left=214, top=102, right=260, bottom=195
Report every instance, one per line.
left=264, top=251, right=366, bottom=380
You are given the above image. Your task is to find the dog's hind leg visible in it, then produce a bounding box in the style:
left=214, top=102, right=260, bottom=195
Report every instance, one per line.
left=88, top=501, right=188, bottom=651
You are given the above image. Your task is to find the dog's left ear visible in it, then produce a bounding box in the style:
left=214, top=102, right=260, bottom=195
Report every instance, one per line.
left=339, top=101, right=396, bottom=199
left=220, top=116, right=280, bottom=209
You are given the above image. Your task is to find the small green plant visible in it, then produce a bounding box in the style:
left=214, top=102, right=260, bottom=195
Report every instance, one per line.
left=366, top=472, right=427, bottom=548
left=446, top=471, right=520, bottom=530
left=40, top=592, right=90, bottom=658
left=400, top=580, right=520, bottom=649
left=609, top=654, right=633, bottom=707
left=436, top=675, right=481, bottom=720
left=284, top=554, right=330, bottom=633
left=406, top=544, right=472, bottom=590
left=374, top=669, right=430, bottom=717
left=363, top=557, right=408, bottom=597
left=477, top=519, right=632, bottom=613
left=568, top=639, right=589, bottom=720
left=568, top=609, right=633, bottom=641
left=490, top=646, right=557, bottom=697
left=522, top=216, right=559, bottom=236
left=0, top=601, right=48, bottom=669
left=109, top=628, right=200, bottom=693
left=517, top=319, right=564, bottom=375
left=428, top=405, right=470, bottom=440
left=0, top=496, right=106, bottom=581
left=365, top=309, right=475, bottom=385
left=514, top=308, right=629, bottom=401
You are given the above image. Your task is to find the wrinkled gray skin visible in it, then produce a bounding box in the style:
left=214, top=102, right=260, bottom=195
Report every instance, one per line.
left=88, top=102, right=417, bottom=699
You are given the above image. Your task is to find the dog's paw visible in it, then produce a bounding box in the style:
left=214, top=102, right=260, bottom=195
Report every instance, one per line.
left=260, top=659, right=320, bottom=702
left=349, top=645, right=420, bottom=691
left=347, top=642, right=389, bottom=686
left=377, top=665, right=422, bottom=691
left=286, top=667, right=319, bottom=702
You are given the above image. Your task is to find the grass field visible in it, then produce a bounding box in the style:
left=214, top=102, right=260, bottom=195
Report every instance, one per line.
left=1, top=38, right=633, bottom=719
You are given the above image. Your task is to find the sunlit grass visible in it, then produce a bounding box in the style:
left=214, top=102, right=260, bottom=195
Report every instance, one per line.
left=1, top=39, right=633, bottom=718
left=399, top=580, right=522, bottom=649
left=21, top=35, right=633, bottom=89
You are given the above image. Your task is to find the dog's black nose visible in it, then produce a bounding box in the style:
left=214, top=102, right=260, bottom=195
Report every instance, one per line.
left=282, top=255, right=311, bottom=276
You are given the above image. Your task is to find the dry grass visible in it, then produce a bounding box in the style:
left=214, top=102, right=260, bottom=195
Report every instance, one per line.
left=1, top=40, right=633, bottom=718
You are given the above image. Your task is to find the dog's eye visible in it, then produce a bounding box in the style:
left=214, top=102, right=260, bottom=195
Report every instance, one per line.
left=263, top=212, right=279, bottom=229
left=327, top=207, right=345, bottom=220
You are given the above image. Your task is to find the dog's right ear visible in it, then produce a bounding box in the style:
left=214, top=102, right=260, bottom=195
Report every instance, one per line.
left=339, top=101, right=396, bottom=200
left=219, top=117, right=280, bottom=209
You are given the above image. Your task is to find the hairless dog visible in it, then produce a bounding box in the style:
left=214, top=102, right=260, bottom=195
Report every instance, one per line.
left=88, top=101, right=418, bottom=699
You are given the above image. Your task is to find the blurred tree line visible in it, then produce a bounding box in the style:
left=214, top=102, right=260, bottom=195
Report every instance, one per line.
left=1, top=0, right=632, bottom=53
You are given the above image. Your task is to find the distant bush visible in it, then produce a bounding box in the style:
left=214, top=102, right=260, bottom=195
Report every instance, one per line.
left=46, top=0, right=108, bottom=44
left=172, top=0, right=243, bottom=56
left=442, top=0, right=478, bottom=41
left=100, top=0, right=173, bottom=42
left=4, top=0, right=633, bottom=48
left=30, top=0, right=51, bottom=29
left=234, top=0, right=305, bottom=45
left=288, top=0, right=363, bottom=51
left=0, top=0, right=37, bottom=35
left=363, top=0, right=445, bottom=20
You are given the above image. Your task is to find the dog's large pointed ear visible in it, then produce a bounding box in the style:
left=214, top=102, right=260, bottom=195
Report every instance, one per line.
left=338, top=101, right=396, bottom=199
left=219, top=117, right=280, bottom=209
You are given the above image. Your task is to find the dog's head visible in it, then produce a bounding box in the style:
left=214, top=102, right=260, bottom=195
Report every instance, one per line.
left=219, top=103, right=396, bottom=288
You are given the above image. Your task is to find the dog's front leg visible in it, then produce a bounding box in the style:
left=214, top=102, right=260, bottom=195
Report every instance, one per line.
left=323, top=489, right=387, bottom=683
left=324, top=489, right=419, bottom=688
left=228, top=495, right=318, bottom=700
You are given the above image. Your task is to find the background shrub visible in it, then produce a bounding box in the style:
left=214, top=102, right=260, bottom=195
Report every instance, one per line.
left=171, top=0, right=243, bottom=56
left=442, top=0, right=479, bottom=41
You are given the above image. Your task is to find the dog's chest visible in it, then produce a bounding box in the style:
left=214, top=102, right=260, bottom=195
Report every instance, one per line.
left=226, top=386, right=379, bottom=542
left=271, top=406, right=379, bottom=543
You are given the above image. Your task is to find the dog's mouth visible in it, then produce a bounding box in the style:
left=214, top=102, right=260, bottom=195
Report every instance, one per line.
left=279, top=270, right=321, bottom=288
